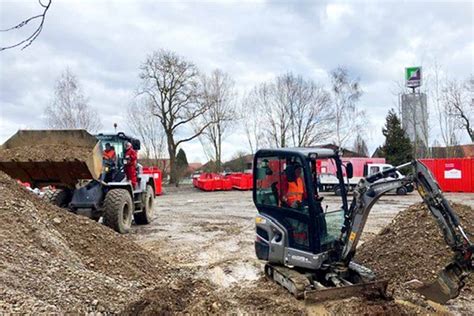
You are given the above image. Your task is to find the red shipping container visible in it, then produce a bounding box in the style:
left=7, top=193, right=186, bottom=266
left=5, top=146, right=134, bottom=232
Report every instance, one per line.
left=195, top=173, right=233, bottom=191
left=230, top=173, right=253, bottom=190
left=142, top=166, right=163, bottom=195
left=419, top=158, right=474, bottom=193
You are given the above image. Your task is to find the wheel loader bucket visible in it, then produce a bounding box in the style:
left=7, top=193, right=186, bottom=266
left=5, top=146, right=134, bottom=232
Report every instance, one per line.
left=0, top=129, right=103, bottom=188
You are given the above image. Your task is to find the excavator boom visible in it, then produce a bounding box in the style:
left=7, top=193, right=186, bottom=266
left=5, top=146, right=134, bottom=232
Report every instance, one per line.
left=341, top=160, right=473, bottom=303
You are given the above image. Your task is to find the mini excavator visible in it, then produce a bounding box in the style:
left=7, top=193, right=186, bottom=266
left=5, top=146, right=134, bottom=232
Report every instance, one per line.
left=253, top=148, right=472, bottom=304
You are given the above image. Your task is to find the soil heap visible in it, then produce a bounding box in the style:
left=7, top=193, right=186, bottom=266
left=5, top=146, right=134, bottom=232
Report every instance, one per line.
left=0, top=144, right=91, bottom=161
left=0, top=171, right=225, bottom=314
left=356, top=202, right=473, bottom=313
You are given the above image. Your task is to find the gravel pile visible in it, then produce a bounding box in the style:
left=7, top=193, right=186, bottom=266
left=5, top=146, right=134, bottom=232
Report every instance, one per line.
left=0, top=145, right=92, bottom=161
left=356, top=202, right=473, bottom=312
left=0, top=171, right=221, bottom=314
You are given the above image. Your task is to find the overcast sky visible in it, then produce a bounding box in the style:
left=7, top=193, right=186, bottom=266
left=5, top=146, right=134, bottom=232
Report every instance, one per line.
left=1, top=0, right=473, bottom=163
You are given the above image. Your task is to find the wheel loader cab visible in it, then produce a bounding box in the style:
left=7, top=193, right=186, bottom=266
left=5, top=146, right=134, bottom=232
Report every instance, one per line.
left=253, top=148, right=349, bottom=265
left=96, top=133, right=140, bottom=171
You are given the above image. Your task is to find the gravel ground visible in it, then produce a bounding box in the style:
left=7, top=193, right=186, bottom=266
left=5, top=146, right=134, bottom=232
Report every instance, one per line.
left=131, top=185, right=474, bottom=315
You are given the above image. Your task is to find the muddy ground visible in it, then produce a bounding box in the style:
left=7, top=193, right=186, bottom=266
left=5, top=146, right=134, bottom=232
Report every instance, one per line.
left=132, top=186, right=474, bottom=314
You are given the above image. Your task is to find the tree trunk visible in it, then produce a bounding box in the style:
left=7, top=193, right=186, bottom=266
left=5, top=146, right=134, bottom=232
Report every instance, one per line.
left=167, top=135, right=177, bottom=185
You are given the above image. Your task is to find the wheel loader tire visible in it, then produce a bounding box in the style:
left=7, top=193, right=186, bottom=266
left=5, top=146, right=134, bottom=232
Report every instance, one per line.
left=396, top=186, right=408, bottom=195
left=103, top=189, right=133, bottom=234
left=134, top=185, right=154, bottom=225
left=42, top=189, right=70, bottom=208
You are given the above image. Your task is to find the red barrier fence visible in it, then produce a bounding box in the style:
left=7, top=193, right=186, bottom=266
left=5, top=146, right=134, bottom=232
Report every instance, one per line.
left=420, top=158, right=474, bottom=193
left=142, top=166, right=163, bottom=195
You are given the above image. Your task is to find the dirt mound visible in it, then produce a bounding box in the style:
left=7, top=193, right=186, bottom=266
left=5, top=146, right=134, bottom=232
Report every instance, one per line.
left=356, top=202, right=473, bottom=311
left=322, top=296, right=427, bottom=315
left=123, top=277, right=230, bottom=315
left=0, top=144, right=91, bottom=161
left=0, top=171, right=170, bottom=313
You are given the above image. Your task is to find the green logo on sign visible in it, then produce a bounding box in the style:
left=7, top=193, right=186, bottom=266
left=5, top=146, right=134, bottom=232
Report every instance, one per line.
left=405, top=66, right=422, bottom=88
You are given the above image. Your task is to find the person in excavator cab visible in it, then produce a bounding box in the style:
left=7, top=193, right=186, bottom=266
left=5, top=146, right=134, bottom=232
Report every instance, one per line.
left=124, top=141, right=138, bottom=189
left=282, top=164, right=305, bottom=208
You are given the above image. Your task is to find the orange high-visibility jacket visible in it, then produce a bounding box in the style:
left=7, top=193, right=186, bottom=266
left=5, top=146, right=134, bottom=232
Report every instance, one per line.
left=103, top=149, right=116, bottom=161
left=287, top=177, right=304, bottom=205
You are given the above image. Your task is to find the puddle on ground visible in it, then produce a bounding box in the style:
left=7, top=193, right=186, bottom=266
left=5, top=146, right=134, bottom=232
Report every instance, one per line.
left=207, top=262, right=260, bottom=288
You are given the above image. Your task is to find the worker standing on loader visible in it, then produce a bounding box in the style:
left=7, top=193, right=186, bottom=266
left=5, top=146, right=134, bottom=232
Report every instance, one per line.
left=124, top=141, right=138, bottom=189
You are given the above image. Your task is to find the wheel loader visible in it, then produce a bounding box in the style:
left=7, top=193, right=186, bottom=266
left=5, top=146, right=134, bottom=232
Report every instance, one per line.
left=0, top=129, right=156, bottom=234
left=253, top=148, right=473, bottom=304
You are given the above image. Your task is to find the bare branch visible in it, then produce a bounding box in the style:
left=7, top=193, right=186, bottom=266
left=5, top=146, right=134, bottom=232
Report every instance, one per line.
left=44, top=68, right=102, bottom=133
left=137, top=49, right=208, bottom=184
left=245, top=72, right=334, bottom=149
left=0, top=0, right=52, bottom=51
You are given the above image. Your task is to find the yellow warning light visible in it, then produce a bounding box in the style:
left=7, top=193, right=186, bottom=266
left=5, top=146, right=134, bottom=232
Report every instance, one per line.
left=255, top=216, right=266, bottom=224
left=349, top=232, right=357, bottom=241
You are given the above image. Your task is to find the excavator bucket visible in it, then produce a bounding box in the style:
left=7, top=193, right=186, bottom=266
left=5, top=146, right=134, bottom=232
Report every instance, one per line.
left=0, top=129, right=103, bottom=188
left=416, top=262, right=468, bottom=304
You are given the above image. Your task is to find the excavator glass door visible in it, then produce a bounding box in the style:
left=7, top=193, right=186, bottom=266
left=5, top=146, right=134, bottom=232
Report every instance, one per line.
left=255, top=153, right=318, bottom=252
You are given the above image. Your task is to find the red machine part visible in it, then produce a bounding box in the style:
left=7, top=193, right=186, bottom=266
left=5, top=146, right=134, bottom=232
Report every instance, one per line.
left=142, top=166, right=162, bottom=195
left=419, top=158, right=474, bottom=193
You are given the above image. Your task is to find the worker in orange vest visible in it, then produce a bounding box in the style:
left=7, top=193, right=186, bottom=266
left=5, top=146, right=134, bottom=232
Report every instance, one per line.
left=103, top=143, right=116, bottom=164
left=283, top=165, right=304, bottom=208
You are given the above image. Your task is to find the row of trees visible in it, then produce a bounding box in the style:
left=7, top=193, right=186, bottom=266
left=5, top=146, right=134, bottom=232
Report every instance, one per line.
left=43, top=50, right=472, bottom=184
left=40, top=51, right=371, bottom=184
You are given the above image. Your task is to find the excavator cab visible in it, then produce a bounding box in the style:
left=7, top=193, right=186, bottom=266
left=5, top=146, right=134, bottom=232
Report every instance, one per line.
left=253, top=148, right=349, bottom=268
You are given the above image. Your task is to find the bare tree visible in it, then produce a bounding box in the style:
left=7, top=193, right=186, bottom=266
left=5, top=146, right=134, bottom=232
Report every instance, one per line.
left=429, top=63, right=459, bottom=156
left=1, top=0, right=52, bottom=51
left=352, top=133, right=369, bottom=157
left=241, top=93, right=263, bottom=154
left=247, top=73, right=334, bottom=148
left=443, top=77, right=473, bottom=143
left=127, top=100, right=166, bottom=160
left=197, top=69, right=237, bottom=171
left=138, top=49, right=211, bottom=184
left=287, top=75, right=333, bottom=147
left=44, top=68, right=102, bottom=132
left=329, top=67, right=364, bottom=149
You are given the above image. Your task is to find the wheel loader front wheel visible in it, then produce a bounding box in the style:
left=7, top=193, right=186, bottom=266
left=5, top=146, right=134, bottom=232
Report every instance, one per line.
left=103, top=189, right=133, bottom=234
left=42, top=189, right=70, bottom=208
left=134, top=185, right=154, bottom=225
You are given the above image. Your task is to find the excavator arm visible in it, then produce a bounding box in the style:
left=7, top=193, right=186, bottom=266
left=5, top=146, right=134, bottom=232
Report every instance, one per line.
left=340, top=160, right=473, bottom=303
